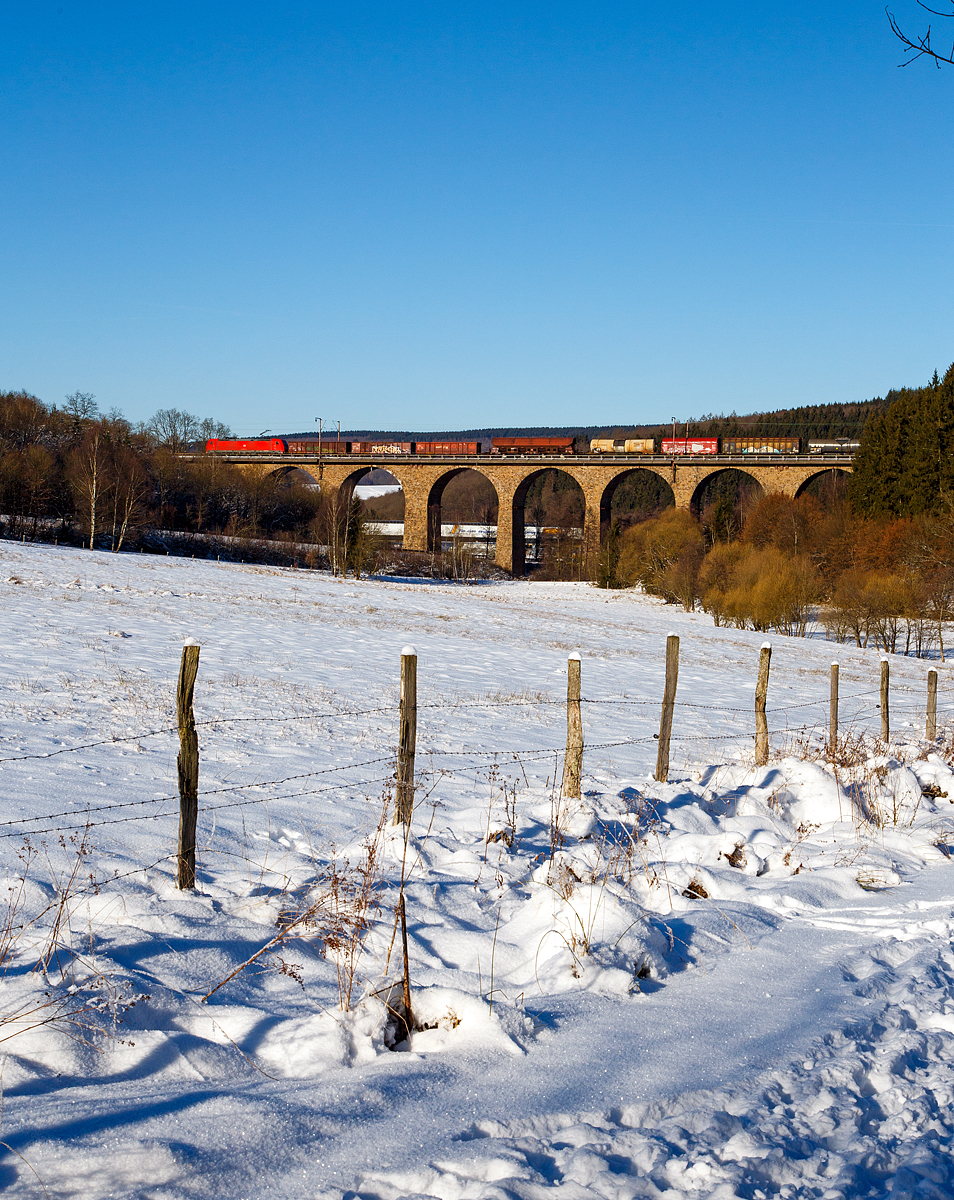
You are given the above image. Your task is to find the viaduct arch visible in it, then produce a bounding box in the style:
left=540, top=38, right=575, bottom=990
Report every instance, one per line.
left=223, top=455, right=850, bottom=579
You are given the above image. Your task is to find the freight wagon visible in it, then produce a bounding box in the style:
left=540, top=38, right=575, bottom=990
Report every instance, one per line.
left=807, top=440, right=860, bottom=454
left=590, top=438, right=656, bottom=454
left=414, top=441, right=483, bottom=455
left=660, top=438, right=720, bottom=455
left=491, top=437, right=576, bottom=455
left=722, top=437, right=801, bottom=454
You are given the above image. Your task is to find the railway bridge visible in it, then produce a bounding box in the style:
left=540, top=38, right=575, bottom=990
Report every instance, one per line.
left=213, top=451, right=852, bottom=577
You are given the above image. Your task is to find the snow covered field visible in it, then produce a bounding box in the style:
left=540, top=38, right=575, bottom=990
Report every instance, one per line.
left=1, top=542, right=954, bottom=1199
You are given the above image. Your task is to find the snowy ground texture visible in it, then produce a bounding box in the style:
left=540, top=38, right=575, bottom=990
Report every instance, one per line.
left=1, top=543, right=954, bottom=1199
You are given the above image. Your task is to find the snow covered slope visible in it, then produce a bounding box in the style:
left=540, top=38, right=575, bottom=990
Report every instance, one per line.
left=0, top=543, right=952, bottom=1199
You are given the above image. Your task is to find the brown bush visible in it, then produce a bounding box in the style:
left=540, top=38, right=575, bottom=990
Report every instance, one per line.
left=617, top=509, right=706, bottom=610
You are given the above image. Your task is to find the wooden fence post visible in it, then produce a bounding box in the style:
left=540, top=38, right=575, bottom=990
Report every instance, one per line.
left=398, top=891, right=413, bottom=1040
left=655, top=634, right=679, bottom=783
left=829, top=661, right=839, bottom=758
left=562, top=653, right=583, bottom=799
left=755, top=643, right=772, bottom=766
left=927, top=668, right=938, bottom=741
left=176, top=640, right=201, bottom=890
left=881, top=657, right=890, bottom=743
left=395, top=646, right=418, bottom=825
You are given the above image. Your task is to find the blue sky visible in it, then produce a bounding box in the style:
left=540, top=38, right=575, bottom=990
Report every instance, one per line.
left=1, top=2, right=952, bottom=434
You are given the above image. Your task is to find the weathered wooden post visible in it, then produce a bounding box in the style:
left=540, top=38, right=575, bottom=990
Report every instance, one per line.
left=829, top=661, right=839, bottom=758
left=927, top=668, right=938, bottom=742
left=395, top=645, right=418, bottom=825
left=655, top=634, right=680, bottom=783
left=398, top=891, right=413, bottom=1039
left=755, top=643, right=772, bottom=767
left=176, top=639, right=201, bottom=890
left=562, top=653, right=583, bottom=799
left=881, top=657, right=890, bottom=742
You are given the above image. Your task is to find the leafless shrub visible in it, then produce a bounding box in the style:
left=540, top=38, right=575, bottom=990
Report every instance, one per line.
left=202, top=805, right=387, bottom=1011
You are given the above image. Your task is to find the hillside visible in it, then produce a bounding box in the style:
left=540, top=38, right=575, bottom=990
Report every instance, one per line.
left=283, top=396, right=892, bottom=444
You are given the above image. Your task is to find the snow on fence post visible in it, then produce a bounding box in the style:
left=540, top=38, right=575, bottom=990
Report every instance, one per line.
left=176, top=640, right=201, bottom=890
left=754, top=643, right=772, bottom=767
left=829, top=662, right=839, bottom=759
left=927, top=668, right=938, bottom=742
left=654, top=634, right=680, bottom=783
left=881, top=658, right=890, bottom=743
left=562, top=653, right=583, bottom=799
left=395, top=646, right=418, bottom=825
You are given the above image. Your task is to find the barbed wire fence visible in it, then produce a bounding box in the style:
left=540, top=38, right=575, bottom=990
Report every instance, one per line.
left=0, top=638, right=950, bottom=878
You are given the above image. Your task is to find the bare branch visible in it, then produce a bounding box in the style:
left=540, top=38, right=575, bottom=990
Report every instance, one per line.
left=887, top=3, right=954, bottom=66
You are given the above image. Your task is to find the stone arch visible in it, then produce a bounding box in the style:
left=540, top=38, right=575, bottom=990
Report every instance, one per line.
left=511, top=467, right=586, bottom=578
left=599, top=467, right=676, bottom=534
left=794, top=467, right=850, bottom=501
left=425, top=468, right=499, bottom=551
left=688, top=467, right=765, bottom=517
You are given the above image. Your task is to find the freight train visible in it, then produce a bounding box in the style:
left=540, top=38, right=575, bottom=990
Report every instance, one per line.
left=204, top=436, right=859, bottom=457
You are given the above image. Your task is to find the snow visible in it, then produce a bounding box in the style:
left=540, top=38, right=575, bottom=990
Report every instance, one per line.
left=0, top=542, right=953, bottom=1198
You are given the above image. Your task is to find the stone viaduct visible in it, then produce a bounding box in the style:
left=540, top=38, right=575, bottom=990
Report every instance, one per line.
left=219, top=452, right=851, bottom=578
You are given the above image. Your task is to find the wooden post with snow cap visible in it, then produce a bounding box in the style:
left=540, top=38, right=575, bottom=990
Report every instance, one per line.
left=881, top=658, right=890, bottom=743
left=395, top=645, right=418, bottom=825
left=176, top=639, right=201, bottom=890
left=829, top=662, right=839, bottom=758
left=562, top=653, right=583, bottom=799
left=927, top=668, right=938, bottom=742
left=754, top=643, right=772, bottom=767
left=654, top=634, right=679, bottom=783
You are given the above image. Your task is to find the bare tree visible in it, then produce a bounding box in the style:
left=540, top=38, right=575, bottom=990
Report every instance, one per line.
left=198, top=416, right=234, bottom=440
left=108, top=445, right=151, bottom=552
left=148, top=409, right=200, bottom=453
left=68, top=431, right=111, bottom=549
left=64, top=391, right=99, bottom=422
left=887, top=2, right=954, bottom=66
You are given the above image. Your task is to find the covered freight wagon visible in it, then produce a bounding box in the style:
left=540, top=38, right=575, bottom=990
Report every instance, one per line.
left=286, top=440, right=353, bottom=455
left=491, top=437, right=575, bottom=455
left=415, top=441, right=482, bottom=455
left=722, top=437, right=801, bottom=454
left=590, top=438, right=655, bottom=453
left=660, top=438, right=719, bottom=455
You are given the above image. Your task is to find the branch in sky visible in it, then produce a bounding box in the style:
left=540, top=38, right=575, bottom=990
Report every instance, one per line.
left=886, top=2, right=954, bottom=66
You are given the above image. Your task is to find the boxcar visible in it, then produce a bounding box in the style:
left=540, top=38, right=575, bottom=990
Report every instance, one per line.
left=368, top=442, right=413, bottom=455
left=722, top=437, right=801, bottom=454
left=660, top=438, right=719, bottom=455
left=491, top=437, right=575, bottom=455
left=415, top=441, right=482, bottom=455
left=286, top=440, right=354, bottom=455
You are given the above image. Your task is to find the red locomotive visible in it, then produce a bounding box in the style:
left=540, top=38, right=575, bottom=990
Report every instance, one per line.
left=205, top=438, right=286, bottom=455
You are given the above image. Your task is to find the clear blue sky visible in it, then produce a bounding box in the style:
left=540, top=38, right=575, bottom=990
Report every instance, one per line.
left=1, top=2, right=952, bottom=434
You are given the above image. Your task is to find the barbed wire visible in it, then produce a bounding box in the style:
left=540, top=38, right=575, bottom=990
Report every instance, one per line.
left=0, top=755, right=398, bottom=833
left=1, top=682, right=946, bottom=769
left=2, top=773, right=397, bottom=839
